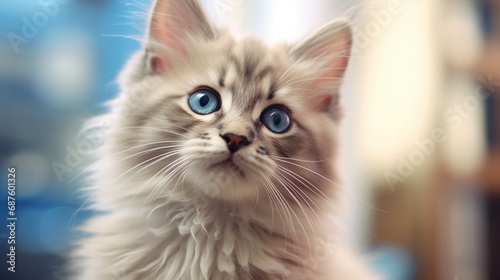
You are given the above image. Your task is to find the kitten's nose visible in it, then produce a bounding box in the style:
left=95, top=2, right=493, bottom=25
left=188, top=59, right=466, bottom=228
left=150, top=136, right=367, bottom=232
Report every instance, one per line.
left=221, top=133, right=250, bottom=153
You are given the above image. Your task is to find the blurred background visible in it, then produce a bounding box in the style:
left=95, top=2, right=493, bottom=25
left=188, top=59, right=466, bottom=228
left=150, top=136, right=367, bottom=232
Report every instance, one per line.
left=0, top=0, right=499, bottom=279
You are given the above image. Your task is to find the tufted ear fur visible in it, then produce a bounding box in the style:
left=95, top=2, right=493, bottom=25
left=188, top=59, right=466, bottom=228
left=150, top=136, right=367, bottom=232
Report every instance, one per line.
left=291, top=20, right=353, bottom=112
left=146, top=0, right=215, bottom=74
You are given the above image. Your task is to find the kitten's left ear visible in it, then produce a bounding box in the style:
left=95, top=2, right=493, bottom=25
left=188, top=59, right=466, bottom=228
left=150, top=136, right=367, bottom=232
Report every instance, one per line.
left=147, top=0, right=215, bottom=73
left=290, top=20, right=353, bottom=112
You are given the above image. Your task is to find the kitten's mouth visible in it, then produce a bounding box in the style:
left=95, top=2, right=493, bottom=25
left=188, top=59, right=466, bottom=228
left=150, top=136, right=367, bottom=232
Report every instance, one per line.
left=213, top=157, right=244, bottom=176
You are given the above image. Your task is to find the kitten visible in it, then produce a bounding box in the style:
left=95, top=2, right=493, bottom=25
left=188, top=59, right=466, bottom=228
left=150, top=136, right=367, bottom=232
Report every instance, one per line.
left=72, top=0, right=381, bottom=279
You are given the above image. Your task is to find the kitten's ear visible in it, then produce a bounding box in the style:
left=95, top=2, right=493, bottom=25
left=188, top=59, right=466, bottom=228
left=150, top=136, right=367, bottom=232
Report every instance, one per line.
left=290, top=20, right=353, bottom=112
left=146, top=0, right=215, bottom=73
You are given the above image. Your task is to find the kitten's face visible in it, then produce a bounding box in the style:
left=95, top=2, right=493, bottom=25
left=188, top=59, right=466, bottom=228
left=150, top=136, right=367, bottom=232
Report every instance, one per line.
left=133, top=39, right=334, bottom=200
left=112, top=0, right=351, bottom=202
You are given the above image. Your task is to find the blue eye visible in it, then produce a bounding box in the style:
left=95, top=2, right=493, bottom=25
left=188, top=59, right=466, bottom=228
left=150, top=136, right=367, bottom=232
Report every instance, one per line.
left=188, top=88, right=221, bottom=115
left=260, top=106, right=292, bottom=134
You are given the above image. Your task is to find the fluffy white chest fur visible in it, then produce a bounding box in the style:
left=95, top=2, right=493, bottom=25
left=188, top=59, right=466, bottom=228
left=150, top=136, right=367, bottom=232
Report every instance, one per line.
left=74, top=190, right=377, bottom=280
left=71, top=0, right=381, bottom=279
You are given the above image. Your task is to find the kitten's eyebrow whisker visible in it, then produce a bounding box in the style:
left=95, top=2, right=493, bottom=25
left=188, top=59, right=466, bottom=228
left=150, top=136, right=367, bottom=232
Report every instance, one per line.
left=278, top=67, right=314, bottom=87
left=275, top=59, right=301, bottom=90
left=285, top=87, right=316, bottom=94
left=284, top=77, right=344, bottom=89
left=279, top=60, right=349, bottom=89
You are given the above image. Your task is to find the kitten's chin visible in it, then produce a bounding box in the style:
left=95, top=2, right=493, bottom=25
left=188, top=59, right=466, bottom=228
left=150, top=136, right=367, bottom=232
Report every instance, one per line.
left=189, top=160, right=262, bottom=201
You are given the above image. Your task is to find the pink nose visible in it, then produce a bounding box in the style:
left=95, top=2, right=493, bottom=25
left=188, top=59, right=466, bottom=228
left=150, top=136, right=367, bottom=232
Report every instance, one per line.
left=221, top=133, right=250, bottom=153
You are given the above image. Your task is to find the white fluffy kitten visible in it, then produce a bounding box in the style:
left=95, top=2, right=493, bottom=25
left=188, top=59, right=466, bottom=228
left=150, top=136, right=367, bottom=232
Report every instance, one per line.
left=72, top=0, right=381, bottom=279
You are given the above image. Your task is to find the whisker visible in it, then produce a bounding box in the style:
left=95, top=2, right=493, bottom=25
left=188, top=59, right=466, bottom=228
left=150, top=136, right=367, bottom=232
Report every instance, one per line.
left=276, top=170, right=326, bottom=231
left=146, top=158, right=191, bottom=204
left=276, top=170, right=323, bottom=213
left=110, top=151, right=182, bottom=191
left=273, top=157, right=390, bottom=214
left=110, top=126, right=190, bottom=139
left=265, top=177, right=297, bottom=244
left=272, top=157, right=342, bottom=188
left=272, top=155, right=332, bottom=163
left=259, top=178, right=276, bottom=228
left=68, top=145, right=182, bottom=203
left=132, top=152, right=185, bottom=203
left=69, top=140, right=184, bottom=184
left=277, top=165, right=331, bottom=202
left=273, top=175, right=312, bottom=250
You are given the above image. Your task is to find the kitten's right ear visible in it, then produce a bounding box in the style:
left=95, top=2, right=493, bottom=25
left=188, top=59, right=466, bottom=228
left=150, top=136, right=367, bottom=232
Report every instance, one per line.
left=290, top=20, right=352, bottom=112
left=146, top=0, right=215, bottom=74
